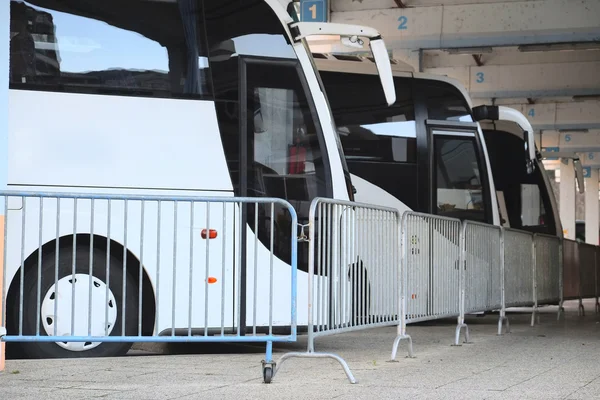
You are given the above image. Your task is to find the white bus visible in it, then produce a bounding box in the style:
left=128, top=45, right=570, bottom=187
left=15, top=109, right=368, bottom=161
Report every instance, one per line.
left=2, top=0, right=395, bottom=359
left=314, top=54, right=562, bottom=237
left=313, top=55, right=567, bottom=318
left=472, top=105, right=564, bottom=238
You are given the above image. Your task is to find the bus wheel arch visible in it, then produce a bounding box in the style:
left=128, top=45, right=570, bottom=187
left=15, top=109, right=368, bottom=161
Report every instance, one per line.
left=5, top=234, right=156, bottom=359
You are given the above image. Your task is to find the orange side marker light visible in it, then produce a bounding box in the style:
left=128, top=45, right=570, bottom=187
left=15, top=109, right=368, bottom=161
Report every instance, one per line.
left=207, top=277, right=218, bottom=284
left=201, top=229, right=218, bottom=239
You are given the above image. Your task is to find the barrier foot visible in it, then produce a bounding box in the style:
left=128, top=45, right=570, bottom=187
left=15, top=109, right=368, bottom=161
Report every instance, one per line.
left=578, top=300, right=585, bottom=317
left=557, top=304, right=564, bottom=321
left=497, top=315, right=510, bottom=335
left=453, top=323, right=470, bottom=346
left=390, top=334, right=414, bottom=361
left=275, top=351, right=357, bottom=384
left=261, top=341, right=275, bottom=384
left=595, top=300, right=599, bottom=314
left=530, top=307, right=542, bottom=326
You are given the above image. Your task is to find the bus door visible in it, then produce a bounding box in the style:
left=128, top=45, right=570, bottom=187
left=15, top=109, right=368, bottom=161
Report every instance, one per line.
left=236, top=55, right=329, bottom=331
left=425, top=120, right=492, bottom=315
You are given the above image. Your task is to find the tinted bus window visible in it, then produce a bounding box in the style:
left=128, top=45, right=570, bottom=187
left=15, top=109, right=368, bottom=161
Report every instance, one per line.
left=435, top=136, right=486, bottom=222
left=9, top=0, right=211, bottom=99
left=205, top=0, right=330, bottom=205
left=483, top=129, right=557, bottom=235
left=320, top=71, right=419, bottom=210
left=418, top=80, right=472, bottom=122
left=204, top=0, right=331, bottom=270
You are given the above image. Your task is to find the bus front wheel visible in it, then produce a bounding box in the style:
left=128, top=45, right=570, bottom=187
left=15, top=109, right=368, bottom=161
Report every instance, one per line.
left=8, top=243, right=139, bottom=359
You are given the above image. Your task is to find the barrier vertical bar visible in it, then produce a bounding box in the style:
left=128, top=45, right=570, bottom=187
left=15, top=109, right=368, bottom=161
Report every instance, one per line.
left=558, top=238, right=565, bottom=320
left=577, top=241, right=585, bottom=316
left=0, top=0, right=9, bottom=373
left=307, top=201, right=317, bottom=353
left=172, top=201, right=178, bottom=337
left=188, top=202, right=194, bottom=336
left=0, top=199, right=6, bottom=372
left=594, top=247, right=600, bottom=314
left=390, top=211, right=413, bottom=360
left=531, top=235, right=538, bottom=327
left=454, top=221, right=469, bottom=346
left=498, top=228, right=509, bottom=335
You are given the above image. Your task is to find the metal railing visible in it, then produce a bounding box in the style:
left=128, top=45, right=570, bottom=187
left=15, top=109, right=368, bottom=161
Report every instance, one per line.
left=533, top=234, right=562, bottom=307
left=3, top=192, right=600, bottom=384
left=596, top=247, right=600, bottom=314
left=462, top=221, right=503, bottom=314
left=562, top=239, right=580, bottom=301
left=276, top=198, right=402, bottom=384
left=560, top=239, right=599, bottom=316
left=502, top=229, right=534, bottom=308
left=0, top=191, right=298, bottom=383
left=390, top=212, right=461, bottom=359
left=453, top=221, right=502, bottom=344
left=579, top=243, right=597, bottom=300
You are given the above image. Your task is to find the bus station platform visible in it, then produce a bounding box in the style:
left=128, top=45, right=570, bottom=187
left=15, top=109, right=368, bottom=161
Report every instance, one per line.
left=1, top=299, right=599, bottom=400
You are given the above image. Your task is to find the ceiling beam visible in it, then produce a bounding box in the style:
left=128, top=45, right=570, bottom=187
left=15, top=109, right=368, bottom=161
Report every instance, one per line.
left=330, top=0, right=600, bottom=50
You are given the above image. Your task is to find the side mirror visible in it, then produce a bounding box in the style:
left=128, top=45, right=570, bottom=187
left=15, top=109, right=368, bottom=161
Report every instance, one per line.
left=369, top=38, right=396, bottom=106
left=472, top=105, right=499, bottom=122
left=473, top=105, right=537, bottom=174
left=573, top=158, right=585, bottom=194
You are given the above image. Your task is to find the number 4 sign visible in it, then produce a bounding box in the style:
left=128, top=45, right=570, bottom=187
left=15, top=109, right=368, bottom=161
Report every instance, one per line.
left=301, top=0, right=328, bottom=22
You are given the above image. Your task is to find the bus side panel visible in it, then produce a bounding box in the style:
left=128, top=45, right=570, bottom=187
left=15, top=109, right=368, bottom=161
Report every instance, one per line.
left=8, top=90, right=233, bottom=192
left=244, top=225, right=305, bottom=328
left=4, top=194, right=240, bottom=335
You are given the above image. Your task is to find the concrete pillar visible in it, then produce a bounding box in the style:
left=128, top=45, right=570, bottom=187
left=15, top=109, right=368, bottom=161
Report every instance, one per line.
left=585, top=168, right=599, bottom=245
left=559, top=159, right=576, bottom=240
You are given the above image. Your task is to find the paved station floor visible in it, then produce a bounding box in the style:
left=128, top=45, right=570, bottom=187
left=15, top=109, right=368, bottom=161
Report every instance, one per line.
left=1, top=299, right=599, bottom=399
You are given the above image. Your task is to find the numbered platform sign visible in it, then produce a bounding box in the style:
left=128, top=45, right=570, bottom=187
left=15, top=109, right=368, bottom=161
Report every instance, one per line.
left=300, top=0, right=328, bottom=22
left=543, top=146, right=560, bottom=161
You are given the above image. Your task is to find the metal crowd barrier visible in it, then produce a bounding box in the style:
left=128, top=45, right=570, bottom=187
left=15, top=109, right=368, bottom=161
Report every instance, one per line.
left=596, top=246, right=600, bottom=314
left=502, top=229, right=534, bottom=309
left=578, top=242, right=597, bottom=313
left=499, top=228, right=534, bottom=334
left=394, top=216, right=568, bottom=348
left=3, top=191, right=600, bottom=383
left=0, top=191, right=298, bottom=383
left=390, top=212, right=462, bottom=358
left=560, top=238, right=600, bottom=316
left=276, top=198, right=402, bottom=384
left=462, top=222, right=503, bottom=314
left=453, top=221, right=502, bottom=344
left=533, top=234, right=562, bottom=316
left=562, top=239, right=580, bottom=301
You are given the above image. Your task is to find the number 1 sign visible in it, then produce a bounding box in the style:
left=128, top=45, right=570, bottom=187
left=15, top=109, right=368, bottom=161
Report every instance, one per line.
left=301, top=0, right=327, bottom=22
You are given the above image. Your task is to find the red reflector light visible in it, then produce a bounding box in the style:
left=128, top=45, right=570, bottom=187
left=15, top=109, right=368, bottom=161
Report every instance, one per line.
left=207, top=277, right=217, bottom=284
left=201, top=229, right=218, bottom=239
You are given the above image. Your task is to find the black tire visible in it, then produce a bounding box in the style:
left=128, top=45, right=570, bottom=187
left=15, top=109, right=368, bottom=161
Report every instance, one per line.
left=263, top=367, right=273, bottom=384
left=8, top=242, right=139, bottom=359
left=349, top=259, right=371, bottom=324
